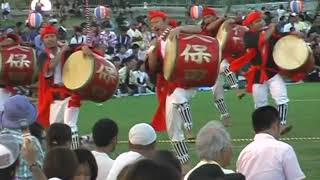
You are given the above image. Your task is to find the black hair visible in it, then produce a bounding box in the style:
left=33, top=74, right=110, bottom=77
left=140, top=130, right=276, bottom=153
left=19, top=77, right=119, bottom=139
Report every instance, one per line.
left=252, top=106, right=280, bottom=133
left=119, top=159, right=181, bottom=180
left=92, top=118, right=118, bottom=147
left=74, top=149, right=98, bottom=180
left=46, top=123, right=72, bottom=150
left=152, top=150, right=181, bottom=173
left=44, top=147, right=79, bottom=180
left=29, top=122, right=45, bottom=144
left=131, top=44, right=140, bottom=49
left=0, top=158, right=19, bottom=180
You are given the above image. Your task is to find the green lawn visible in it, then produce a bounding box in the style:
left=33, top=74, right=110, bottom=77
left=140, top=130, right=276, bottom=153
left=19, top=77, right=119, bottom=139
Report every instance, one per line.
left=78, top=82, right=320, bottom=179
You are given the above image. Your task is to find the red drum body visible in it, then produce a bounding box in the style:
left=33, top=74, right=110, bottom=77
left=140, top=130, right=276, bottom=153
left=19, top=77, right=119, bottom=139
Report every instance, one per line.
left=223, top=24, right=248, bottom=58
left=0, top=46, right=38, bottom=86
left=62, top=50, right=119, bottom=102
left=273, top=35, right=315, bottom=79
left=163, top=33, right=220, bottom=87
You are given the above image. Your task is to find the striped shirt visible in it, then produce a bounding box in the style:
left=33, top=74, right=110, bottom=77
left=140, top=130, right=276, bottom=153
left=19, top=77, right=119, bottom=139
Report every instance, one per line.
left=99, top=31, right=118, bottom=48
left=0, top=128, right=44, bottom=180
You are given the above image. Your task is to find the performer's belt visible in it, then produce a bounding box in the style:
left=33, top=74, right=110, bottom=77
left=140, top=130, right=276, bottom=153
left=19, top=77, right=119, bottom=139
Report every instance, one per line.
left=52, top=92, right=70, bottom=101
left=50, top=85, right=71, bottom=101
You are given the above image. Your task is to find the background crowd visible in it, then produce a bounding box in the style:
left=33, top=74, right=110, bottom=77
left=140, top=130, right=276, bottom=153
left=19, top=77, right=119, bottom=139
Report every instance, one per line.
left=0, top=1, right=318, bottom=180
left=1, top=1, right=320, bottom=97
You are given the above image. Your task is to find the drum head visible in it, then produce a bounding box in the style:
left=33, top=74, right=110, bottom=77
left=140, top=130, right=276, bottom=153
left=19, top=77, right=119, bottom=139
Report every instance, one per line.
left=63, top=51, right=94, bottom=90
left=163, top=36, right=178, bottom=81
left=273, top=35, right=309, bottom=70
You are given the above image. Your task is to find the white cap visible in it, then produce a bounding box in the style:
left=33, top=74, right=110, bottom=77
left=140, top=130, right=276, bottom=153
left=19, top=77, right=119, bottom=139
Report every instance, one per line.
left=129, top=123, right=157, bottom=145
left=290, top=12, right=297, bottom=17
left=0, top=134, right=20, bottom=169
left=49, top=19, right=58, bottom=24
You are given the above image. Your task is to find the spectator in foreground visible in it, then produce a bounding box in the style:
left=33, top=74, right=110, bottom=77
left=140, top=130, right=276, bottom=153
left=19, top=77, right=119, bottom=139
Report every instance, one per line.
left=46, top=123, right=72, bottom=150
left=44, top=147, right=79, bottom=180
left=91, top=118, right=118, bottom=180
left=0, top=95, right=44, bottom=180
left=152, top=150, right=181, bottom=174
left=74, top=149, right=98, bottom=180
left=106, top=123, right=157, bottom=180
left=0, top=134, right=20, bottom=180
left=118, top=159, right=181, bottom=180
left=185, top=121, right=241, bottom=180
left=236, top=106, right=305, bottom=180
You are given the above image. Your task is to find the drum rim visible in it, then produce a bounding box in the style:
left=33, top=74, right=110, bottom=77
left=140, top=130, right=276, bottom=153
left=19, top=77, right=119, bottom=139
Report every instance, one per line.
left=273, top=35, right=309, bottom=70
left=31, top=47, right=38, bottom=84
left=216, top=21, right=228, bottom=51
left=62, top=50, right=95, bottom=90
left=163, top=35, right=178, bottom=81
left=0, top=50, right=2, bottom=81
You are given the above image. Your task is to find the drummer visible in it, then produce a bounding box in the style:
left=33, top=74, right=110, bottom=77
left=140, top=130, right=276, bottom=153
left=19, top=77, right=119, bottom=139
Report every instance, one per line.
left=169, top=7, right=245, bottom=126
left=229, top=10, right=297, bottom=134
left=37, top=24, right=95, bottom=149
left=146, top=10, right=195, bottom=173
left=0, top=27, right=20, bottom=111
left=0, top=27, right=20, bottom=48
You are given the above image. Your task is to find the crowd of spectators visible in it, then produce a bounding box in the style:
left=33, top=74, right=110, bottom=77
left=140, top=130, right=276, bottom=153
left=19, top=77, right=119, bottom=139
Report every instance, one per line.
left=0, top=94, right=305, bottom=180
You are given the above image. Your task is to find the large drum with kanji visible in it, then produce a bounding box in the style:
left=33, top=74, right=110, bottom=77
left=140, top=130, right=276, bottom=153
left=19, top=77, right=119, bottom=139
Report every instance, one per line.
left=163, top=33, right=220, bottom=87
left=0, top=46, right=38, bottom=86
left=62, top=50, right=119, bottom=102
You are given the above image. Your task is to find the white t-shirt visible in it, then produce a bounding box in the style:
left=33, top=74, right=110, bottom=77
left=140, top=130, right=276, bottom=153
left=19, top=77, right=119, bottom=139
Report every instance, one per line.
left=277, top=9, right=286, bottom=20
left=70, top=35, right=86, bottom=45
left=106, top=151, right=143, bottom=180
left=127, top=28, right=143, bottom=40
left=283, top=22, right=306, bottom=32
left=91, top=151, right=114, bottom=180
left=1, top=2, right=10, bottom=12
left=236, top=133, right=305, bottom=180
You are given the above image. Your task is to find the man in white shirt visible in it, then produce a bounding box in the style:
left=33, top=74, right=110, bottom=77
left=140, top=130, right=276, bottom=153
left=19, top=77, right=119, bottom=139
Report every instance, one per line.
left=236, top=106, right=305, bottom=180
left=91, top=118, right=118, bottom=180
left=184, top=121, right=239, bottom=180
left=70, top=26, right=86, bottom=45
left=277, top=4, right=286, bottom=21
left=283, top=13, right=306, bottom=32
left=127, top=24, right=143, bottom=47
left=106, top=123, right=157, bottom=180
left=118, top=56, right=138, bottom=95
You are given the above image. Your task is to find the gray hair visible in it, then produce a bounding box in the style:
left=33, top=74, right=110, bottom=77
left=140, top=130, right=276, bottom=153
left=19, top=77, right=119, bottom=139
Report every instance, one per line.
left=196, top=121, right=231, bottom=161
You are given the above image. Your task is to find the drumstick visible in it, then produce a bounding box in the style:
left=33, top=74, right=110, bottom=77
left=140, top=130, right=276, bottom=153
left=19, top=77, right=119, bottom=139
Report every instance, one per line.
left=223, top=0, right=232, bottom=17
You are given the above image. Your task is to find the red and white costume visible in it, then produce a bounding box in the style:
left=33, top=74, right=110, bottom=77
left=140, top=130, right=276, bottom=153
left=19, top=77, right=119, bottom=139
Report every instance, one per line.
left=37, top=25, right=81, bottom=149
left=200, top=7, right=243, bottom=121
left=230, top=11, right=292, bottom=125
left=146, top=10, right=195, bottom=164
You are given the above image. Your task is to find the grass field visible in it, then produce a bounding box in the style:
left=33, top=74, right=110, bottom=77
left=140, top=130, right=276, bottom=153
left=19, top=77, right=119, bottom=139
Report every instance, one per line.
left=77, top=82, right=320, bottom=179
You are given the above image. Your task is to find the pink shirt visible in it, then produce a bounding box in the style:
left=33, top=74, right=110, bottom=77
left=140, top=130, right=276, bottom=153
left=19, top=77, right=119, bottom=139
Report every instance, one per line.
left=236, top=133, right=305, bottom=180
